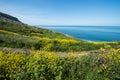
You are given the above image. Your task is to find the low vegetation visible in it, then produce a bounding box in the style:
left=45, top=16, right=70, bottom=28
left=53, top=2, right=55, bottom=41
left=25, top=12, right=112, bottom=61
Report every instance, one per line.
left=0, top=21, right=120, bottom=52
left=0, top=13, right=120, bottom=80
left=0, top=48, right=120, bottom=80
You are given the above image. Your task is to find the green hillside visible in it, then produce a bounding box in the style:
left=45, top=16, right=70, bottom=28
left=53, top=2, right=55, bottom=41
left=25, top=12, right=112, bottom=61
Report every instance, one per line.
left=0, top=12, right=120, bottom=52
left=0, top=12, right=120, bottom=80
left=0, top=20, right=120, bottom=52
left=0, top=20, right=72, bottom=39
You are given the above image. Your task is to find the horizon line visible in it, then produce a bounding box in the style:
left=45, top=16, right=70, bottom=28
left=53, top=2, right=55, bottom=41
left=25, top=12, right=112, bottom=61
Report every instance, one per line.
left=34, top=25, right=120, bottom=26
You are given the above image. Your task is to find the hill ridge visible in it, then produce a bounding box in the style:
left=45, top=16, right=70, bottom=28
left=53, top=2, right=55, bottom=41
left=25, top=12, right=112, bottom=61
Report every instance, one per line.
left=0, top=12, right=24, bottom=25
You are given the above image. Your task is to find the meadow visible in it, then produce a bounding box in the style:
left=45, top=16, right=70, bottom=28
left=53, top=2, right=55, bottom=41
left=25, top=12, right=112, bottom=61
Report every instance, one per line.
left=0, top=48, right=120, bottom=80
left=0, top=20, right=120, bottom=80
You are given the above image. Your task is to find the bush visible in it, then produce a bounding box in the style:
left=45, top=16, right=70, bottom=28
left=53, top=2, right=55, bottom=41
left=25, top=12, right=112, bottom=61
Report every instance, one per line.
left=0, top=48, right=120, bottom=80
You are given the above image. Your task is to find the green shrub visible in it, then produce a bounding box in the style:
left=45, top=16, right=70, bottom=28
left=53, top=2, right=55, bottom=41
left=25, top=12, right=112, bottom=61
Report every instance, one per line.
left=0, top=48, right=120, bottom=80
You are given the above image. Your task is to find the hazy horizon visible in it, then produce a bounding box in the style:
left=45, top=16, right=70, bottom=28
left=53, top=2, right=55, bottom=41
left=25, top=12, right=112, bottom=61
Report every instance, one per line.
left=0, top=0, right=120, bottom=26
left=37, top=25, right=120, bottom=26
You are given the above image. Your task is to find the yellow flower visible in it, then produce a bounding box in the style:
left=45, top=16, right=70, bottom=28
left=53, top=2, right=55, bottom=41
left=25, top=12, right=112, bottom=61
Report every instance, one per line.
left=103, top=64, right=107, bottom=69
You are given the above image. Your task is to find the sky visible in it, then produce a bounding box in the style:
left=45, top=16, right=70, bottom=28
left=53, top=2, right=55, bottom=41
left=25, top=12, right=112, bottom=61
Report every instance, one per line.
left=0, top=0, right=120, bottom=26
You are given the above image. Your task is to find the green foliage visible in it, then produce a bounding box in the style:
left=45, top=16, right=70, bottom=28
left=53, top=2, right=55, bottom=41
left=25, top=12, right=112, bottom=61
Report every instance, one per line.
left=0, top=48, right=120, bottom=80
left=0, top=20, right=120, bottom=52
left=0, top=21, right=70, bottom=39
left=0, top=29, right=118, bottom=52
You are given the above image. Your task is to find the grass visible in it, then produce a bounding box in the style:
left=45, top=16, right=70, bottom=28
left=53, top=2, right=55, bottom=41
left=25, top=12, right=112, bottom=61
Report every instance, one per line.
left=0, top=15, right=120, bottom=80
left=0, top=20, right=120, bottom=52
left=0, top=21, right=71, bottom=39
left=0, top=48, right=120, bottom=80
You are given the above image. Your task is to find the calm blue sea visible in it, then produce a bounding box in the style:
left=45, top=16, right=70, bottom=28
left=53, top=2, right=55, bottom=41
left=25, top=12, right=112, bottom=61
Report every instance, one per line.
left=38, top=26, right=120, bottom=42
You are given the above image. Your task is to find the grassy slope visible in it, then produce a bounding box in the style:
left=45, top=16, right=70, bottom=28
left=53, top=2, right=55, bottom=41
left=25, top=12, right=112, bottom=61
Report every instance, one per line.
left=0, top=20, right=120, bottom=52
left=0, top=21, right=71, bottom=39
left=0, top=13, right=120, bottom=80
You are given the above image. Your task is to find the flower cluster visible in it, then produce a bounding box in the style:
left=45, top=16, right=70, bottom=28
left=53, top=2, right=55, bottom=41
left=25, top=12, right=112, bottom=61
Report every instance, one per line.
left=0, top=48, right=120, bottom=80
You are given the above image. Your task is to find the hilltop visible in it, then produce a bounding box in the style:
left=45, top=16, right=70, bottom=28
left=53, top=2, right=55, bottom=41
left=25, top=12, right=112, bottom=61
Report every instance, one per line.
left=0, top=12, right=20, bottom=22
left=0, top=12, right=24, bottom=26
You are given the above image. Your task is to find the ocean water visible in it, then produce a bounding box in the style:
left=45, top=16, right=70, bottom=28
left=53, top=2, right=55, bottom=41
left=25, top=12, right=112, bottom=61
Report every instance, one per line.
left=38, top=26, right=120, bottom=42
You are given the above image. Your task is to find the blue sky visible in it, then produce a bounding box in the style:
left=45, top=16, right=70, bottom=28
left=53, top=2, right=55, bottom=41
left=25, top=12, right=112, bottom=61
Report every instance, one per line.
left=0, top=0, right=120, bottom=26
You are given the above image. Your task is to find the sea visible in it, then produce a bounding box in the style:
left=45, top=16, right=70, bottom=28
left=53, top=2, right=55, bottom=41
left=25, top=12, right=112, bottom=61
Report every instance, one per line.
left=38, top=25, right=120, bottom=42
